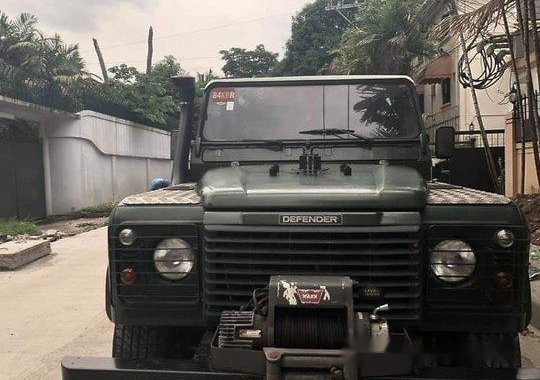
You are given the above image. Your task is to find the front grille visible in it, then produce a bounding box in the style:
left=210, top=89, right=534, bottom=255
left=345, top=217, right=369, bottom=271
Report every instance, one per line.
left=203, top=224, right=422, bottom=323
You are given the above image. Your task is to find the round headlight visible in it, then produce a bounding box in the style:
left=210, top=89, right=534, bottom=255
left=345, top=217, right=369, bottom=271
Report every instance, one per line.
left=153, top=238, right=194, bottom=280
left=495, top=229, right=514, bottom=248
left=430, top=240, right=476, bottom=283
left=119, top=229, right=136, bottom=246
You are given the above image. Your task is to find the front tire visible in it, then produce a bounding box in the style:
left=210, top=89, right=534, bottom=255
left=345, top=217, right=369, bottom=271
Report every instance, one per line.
left=420, top=332, right=521, bottom=368
left=112, top=325, right=162, bottom=360
left=112, top=324, right=205, bottom=360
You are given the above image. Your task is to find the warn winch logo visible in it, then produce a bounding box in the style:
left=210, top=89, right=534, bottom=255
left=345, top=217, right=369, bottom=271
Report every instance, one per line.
left=280, top=280, right=331, bottom=305
left=279, top=214, right=343, bottom=226
left=297, top=289, right=326, bottom=304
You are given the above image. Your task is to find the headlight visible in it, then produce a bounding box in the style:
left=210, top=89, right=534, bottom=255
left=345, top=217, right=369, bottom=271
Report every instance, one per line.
left=118, top=229, right=136, bottom=246
left=430, top=240, right=476, bottom=283
left=153, top=238, right=195, bottom=280
left=495, top=229, right=514, bottom=248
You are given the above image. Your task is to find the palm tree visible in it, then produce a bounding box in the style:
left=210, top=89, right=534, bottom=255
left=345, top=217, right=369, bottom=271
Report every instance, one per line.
left=331, top=0, right=437, bottom=75
left=0, top=13, right=41, bottom=74
left=0, top=12, right=83, bottom=81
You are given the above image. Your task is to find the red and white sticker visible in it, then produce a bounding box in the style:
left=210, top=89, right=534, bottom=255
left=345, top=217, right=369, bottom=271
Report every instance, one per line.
left=212, top=88, right=235, bottom=103
left=297, top=289, right=325, bottom=304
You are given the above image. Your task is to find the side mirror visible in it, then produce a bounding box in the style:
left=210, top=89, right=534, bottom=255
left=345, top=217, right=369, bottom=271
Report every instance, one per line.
left=171, top=76, right=196, bottom=104
left=435, top=126, right=455, bottom=159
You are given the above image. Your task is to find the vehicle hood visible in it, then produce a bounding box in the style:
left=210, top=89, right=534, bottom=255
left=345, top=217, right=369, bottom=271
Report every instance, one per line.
left=198, top=164, right=427, bottom=210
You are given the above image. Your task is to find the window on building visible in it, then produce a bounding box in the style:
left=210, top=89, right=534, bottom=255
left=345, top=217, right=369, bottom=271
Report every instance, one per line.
left=418, top=93, right=425, bottom=114
left=442, top=78, right=451, bottom=105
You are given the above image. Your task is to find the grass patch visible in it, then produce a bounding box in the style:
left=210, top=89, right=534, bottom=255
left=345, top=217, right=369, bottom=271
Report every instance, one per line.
left=78, top=202, right=116, bottom=216
left=0, top=220, right=41, bottom=237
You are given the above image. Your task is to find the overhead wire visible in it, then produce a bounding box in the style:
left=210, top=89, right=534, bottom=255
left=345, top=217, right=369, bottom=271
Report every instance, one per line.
left=80, top=13, right=290, bottom=53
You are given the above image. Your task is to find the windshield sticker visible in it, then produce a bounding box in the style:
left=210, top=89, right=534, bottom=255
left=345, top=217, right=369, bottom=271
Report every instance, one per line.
left=212, top=88, right=235, bottom=105
left=226, top=101, right=235, bottom=111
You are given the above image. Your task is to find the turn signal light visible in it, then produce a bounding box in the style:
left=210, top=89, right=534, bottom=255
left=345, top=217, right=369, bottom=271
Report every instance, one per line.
left=495, top=272, right=513, bottom=290
left=120, top=268, right=136, bottom=285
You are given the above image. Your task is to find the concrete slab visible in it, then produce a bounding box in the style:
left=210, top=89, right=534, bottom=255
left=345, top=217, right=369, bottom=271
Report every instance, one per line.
left=0, top=240, right=51, bottom=270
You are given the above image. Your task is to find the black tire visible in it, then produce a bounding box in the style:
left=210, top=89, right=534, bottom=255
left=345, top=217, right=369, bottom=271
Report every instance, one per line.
left=112, top=325, right=206, bottom=360
left=419, top=332, right=521, bottom=369
left=112, top=325, right=161, bottom=360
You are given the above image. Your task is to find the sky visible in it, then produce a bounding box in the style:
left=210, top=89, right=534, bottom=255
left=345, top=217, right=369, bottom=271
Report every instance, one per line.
left=2, top=0, right=311, bottom=78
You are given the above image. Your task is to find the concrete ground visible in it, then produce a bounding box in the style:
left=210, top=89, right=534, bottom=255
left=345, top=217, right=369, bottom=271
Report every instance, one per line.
left=0, top=227, right=538, bottom=379
left=0, top=227, right=111, bottom=380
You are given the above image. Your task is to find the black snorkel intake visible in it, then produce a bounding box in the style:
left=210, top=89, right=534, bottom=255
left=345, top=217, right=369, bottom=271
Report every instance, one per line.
left=171, top=76, right=196, bottom=184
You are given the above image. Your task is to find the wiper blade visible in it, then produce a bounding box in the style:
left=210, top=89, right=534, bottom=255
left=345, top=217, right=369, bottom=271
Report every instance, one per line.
left=236, top=139, right=285, bottom=151
left=299, top=128, right=372, bottom=144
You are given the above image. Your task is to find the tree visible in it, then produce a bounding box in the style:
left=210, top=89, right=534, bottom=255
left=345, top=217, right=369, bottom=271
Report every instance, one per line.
left=106, top=56, right=185, bottom=127
left=331, top=0, right=436, bottom=75
left=219, top=44, right=278, bottom=78
left=273, top=0, right=348, bottom=76
left=195, top=69, right=216, bottom=97
left=0, top=12, right=83, bottom=81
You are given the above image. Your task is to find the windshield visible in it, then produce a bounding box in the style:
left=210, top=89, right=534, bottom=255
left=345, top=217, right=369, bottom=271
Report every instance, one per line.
left=203, top=83, right=420, bottom=141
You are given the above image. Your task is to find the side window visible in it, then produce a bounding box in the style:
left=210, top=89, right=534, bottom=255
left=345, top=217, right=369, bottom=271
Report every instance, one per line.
left=442, top=78, right=451, bottom=105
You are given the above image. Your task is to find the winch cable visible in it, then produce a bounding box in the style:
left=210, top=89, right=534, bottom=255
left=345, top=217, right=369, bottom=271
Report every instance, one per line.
left=274, top=308, right=347, bottom=349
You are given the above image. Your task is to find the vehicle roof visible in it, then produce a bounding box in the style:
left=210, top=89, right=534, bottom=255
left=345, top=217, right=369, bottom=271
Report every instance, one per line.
left=205, top=75, right=415, bottom=89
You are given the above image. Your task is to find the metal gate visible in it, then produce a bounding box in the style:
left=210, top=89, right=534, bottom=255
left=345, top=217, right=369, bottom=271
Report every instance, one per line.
left=0, top=140, right=46, bottom=219
left=434, top=129, right=505, bottom=193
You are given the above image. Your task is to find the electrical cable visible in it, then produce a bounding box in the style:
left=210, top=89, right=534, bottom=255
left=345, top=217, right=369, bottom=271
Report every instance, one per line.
left=457, top=32, right=508, bottom=90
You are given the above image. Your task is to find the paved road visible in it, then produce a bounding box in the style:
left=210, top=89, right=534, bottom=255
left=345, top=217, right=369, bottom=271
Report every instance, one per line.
left=0, top=227, right=538, bottom=380
left=0, top=227, right=111, bottom=380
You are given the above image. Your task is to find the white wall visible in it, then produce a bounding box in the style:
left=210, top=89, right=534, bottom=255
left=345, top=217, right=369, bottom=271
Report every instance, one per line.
left=42, top=111, right=172, bottom=215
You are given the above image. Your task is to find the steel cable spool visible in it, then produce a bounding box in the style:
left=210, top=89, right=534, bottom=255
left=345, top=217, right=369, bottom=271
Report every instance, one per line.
left=274, top=309, right=347, bottom=349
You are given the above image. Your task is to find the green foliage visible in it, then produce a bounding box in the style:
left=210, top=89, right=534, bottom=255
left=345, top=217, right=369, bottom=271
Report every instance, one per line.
left=0, top=12, right=180, bottom=129
left=220, top=44, right=278, bottom=78
left=0, top=12, right=83, bottom=82
left=0, top=219, right=41, bottom=236
left=273, top=0, right=348, bottom=76
left=102, top=55, right=186, bottom=127
left=78, top=202, right=116, bottom=216
left=331, top=0, right=437, bottom=75
left=195, top=69, right=216, bottom=97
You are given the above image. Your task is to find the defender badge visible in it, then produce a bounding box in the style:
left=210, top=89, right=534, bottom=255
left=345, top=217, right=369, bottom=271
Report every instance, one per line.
left=279, top=214, right=343, bottom=226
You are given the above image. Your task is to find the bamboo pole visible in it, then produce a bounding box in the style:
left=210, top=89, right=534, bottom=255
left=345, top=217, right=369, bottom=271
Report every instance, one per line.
left=146, top=26, right=153, bottom=75
left=502, top=9, right=527, bottom=193
left=92, top=38, right=108, bottom=82
left=527, top=0, right=540, bottom=97
left=518, top=0, right=540, bottom=184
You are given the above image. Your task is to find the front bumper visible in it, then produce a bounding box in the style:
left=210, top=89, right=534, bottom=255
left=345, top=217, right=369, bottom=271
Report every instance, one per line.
left=62, top=357, right=540, bottom=380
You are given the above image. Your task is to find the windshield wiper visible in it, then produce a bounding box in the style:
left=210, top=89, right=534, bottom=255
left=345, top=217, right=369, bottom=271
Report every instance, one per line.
left=236, top=139, right=285, bottom=152
left=299, top=128, right=373, bottom=145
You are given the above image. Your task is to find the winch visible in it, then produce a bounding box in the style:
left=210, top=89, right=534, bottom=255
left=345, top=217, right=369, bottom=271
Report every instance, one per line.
left=211, top=276, right=413, bottom=379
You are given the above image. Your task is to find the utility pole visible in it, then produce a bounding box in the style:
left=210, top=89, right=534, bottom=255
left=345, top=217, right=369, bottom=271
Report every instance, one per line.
left=92, top=38, right=108, bottom=82
left=146, top=26, right=154, bottom=75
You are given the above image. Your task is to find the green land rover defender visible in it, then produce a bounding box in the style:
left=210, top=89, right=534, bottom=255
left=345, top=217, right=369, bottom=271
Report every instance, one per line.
left=64, top=76, right=534, bottom=380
